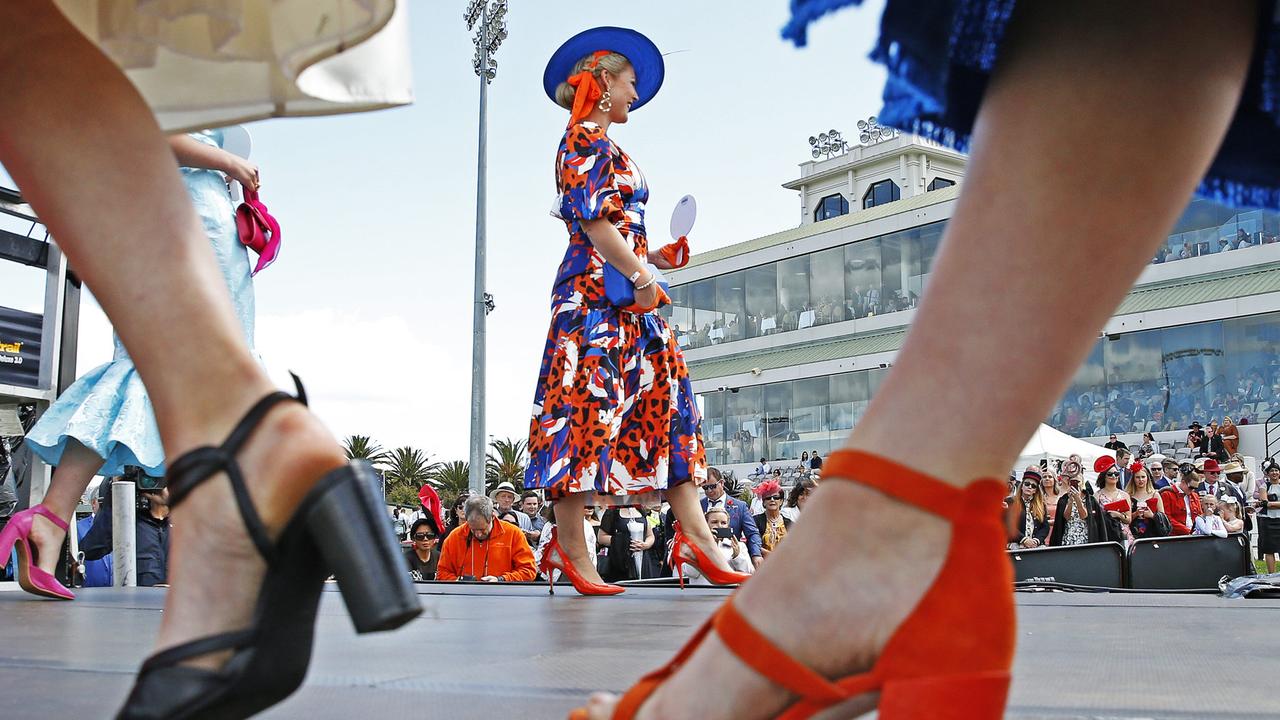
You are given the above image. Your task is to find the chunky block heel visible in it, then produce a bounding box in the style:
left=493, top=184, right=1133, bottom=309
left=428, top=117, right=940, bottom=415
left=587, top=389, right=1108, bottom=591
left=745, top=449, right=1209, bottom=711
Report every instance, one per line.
left=117, top=376, right=423, bottom=720
left=589, top=449, right=1015, bottom=720
left=305, top=461, right=421, bottom=633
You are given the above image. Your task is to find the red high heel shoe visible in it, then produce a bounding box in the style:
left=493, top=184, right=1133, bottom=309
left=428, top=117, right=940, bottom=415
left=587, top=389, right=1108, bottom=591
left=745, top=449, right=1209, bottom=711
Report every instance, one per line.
left=0, top=504, right=75, bottom=600
left=669, top=522, right=751, bottom=588
left=539, top=526, right=625, bottom=596
left=577, top=449, right=1015, bottom=720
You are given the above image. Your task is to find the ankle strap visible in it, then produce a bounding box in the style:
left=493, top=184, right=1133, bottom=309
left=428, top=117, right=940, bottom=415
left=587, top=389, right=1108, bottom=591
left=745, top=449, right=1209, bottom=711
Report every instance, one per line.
left=32, top=504, right=69, bottom=531
left=822, top=450, right=1005, bottom=522
left=166, top=374, right=308, bottom=564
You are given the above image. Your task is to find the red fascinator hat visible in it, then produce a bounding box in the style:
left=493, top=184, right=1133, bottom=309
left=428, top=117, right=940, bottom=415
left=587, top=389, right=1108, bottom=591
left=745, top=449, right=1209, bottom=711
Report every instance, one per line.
left=1093, top=456, right=1117, bottom=474
left=752, top=478, right=783, bottom=498
left=417, top=483, right=445, bottom=538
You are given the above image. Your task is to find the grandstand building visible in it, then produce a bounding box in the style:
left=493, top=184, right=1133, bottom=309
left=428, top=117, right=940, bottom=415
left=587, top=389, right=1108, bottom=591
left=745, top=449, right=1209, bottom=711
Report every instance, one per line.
left=666, top=118, right=1280, bottom=476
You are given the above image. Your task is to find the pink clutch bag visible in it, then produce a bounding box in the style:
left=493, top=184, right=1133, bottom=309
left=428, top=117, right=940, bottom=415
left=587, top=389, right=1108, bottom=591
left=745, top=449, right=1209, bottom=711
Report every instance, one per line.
left=235, top=188, right=281, bottom=276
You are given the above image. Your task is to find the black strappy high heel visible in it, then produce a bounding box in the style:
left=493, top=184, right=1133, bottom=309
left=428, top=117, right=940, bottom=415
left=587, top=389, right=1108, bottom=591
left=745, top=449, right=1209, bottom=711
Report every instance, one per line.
left=117, top=377, right=421, bottom=720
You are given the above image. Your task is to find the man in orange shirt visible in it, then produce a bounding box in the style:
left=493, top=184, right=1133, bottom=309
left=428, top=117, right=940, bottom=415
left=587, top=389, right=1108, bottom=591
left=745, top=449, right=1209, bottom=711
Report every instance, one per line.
left=436, top=494, right=538, bottom=582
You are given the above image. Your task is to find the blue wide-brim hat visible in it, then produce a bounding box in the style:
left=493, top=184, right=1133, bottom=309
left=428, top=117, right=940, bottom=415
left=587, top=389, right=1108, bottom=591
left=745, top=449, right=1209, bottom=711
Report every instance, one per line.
left=543, top=27, right=665, bottom=112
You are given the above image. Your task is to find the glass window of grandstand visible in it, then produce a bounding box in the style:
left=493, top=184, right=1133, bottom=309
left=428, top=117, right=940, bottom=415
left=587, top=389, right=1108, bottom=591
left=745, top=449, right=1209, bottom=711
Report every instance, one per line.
left=776, top=256, right=810, bottom=333
left=666, top=221, right=947, bottom=348
left=926, top=177, right=955, bottom=192
left=862, top=179, right=900, bottom=209
left=1224, top=314, right=1280, bottom=423
left=1153, top=198, right=1280, bottom=263
left=814, top=193, right=849, bottom=222
left=721, top=385, right=764, bottom=465
left=1046, top=315, right=1280, bottom=437
left=745, top=263, right=779, bottom=338
left=700, top=390, right=727, bottom=466
left=699, top=368, right=888, bottom=466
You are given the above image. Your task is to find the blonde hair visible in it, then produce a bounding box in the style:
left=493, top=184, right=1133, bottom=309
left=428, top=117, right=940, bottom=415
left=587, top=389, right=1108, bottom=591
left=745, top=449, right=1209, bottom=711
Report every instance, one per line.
left=1125, top=467, right=1152, bottom=496
left=554, top=52, right=632, bottom=110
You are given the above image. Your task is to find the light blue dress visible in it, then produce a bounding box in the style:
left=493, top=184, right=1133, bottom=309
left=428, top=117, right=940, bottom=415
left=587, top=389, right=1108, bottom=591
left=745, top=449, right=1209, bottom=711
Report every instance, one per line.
left=26, top=129, right=255, bottom=477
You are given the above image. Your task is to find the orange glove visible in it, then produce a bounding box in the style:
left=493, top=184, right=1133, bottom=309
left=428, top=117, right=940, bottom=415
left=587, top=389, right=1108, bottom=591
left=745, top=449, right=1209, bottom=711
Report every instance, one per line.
left=657, top=236, right=690, bottom=269
left=623, top=284, right=671, bottom=314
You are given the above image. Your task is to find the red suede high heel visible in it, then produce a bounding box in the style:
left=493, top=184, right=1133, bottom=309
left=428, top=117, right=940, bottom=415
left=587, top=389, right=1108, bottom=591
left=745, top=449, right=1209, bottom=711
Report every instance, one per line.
left=577, top=449, right=1016, bottom=720
left=539, top=526, right=625, bottom=596
left=669, top=522, right=751, bottom=588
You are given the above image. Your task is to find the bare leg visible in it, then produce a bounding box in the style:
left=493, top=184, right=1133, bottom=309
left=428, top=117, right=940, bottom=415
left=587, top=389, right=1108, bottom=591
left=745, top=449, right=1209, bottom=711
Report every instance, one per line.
left=667, top=482, right=735, bottom=573
left=552, top=492, right=609, bottom=585
left=27, top=441, right=101, bottom=574
left=0, top=1, right=345, bottom=669
left=587, top=1, right=1255, bottom=717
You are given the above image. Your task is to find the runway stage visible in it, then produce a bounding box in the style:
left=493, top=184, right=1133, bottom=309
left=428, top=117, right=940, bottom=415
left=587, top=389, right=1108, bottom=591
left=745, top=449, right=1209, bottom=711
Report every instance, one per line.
left=1, top=583, right=1277, bottom=719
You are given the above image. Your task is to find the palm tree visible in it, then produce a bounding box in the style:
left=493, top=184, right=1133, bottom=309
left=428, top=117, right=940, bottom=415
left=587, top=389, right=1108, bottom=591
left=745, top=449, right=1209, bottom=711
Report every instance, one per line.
left=485, top=437, right=527, bottom=494
left=381, top=446, right=438, bottom=506
left=342, top=435, right=389, bottom=467
left=430, top=460, right=472, bottom=499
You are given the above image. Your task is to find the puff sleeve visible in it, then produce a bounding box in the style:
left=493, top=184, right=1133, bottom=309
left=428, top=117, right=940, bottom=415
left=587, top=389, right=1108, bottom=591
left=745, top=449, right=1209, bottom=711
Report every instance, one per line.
left=558, top=123, right=624, bottom=223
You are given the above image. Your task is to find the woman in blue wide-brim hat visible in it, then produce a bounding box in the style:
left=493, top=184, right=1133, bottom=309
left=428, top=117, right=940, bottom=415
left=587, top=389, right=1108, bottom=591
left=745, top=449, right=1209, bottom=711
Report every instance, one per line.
left=524, top=27, right=753, bottom=597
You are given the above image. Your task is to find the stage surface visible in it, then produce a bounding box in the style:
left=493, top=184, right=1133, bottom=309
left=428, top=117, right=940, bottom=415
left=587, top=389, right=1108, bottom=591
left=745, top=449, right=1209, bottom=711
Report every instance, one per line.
left=1, top=583, right=1277, bottom=719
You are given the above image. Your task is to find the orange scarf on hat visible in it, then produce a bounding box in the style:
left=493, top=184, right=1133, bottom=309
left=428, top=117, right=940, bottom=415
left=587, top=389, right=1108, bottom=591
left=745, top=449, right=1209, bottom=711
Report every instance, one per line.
left=567, top=50, right=611, bottom=125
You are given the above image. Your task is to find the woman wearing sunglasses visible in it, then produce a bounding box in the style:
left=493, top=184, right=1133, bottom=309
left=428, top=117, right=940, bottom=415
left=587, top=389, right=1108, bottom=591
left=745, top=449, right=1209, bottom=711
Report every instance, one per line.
left=404, top=519, right=440, bottom=582
left=1007, top=467, right=1049, bottom=550
left=1094, top=456, right=1134, bottom=547
left=751, top=480, right=792, bottom=560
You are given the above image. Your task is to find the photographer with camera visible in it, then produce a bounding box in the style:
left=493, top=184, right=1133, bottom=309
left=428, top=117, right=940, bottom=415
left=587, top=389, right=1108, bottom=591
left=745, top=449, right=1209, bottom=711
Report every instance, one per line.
left=679, top=507, right=754, bottom=585
left=1049, top=457, right=1108, bottom=546
left=80, top=467, right=171, bottom=587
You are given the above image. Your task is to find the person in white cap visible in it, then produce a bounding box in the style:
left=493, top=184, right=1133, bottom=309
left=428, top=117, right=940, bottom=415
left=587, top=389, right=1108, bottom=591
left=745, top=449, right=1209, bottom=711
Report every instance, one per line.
left=490, top=482, right=531, bottom=533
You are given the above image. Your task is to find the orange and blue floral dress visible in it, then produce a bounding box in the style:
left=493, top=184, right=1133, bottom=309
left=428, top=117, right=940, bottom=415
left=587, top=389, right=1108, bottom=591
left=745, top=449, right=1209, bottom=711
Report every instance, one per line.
left=525, top=121, right=706, bottom=502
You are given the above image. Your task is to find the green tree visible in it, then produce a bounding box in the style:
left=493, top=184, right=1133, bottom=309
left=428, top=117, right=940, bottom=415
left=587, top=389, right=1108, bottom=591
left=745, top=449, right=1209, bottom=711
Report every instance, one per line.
left=485, top=437, right=527, bottom=494
left=342, top=435, right=389, bottom=467
left=381, top=446, right=438, bottom=507
left=430, top=460, right=472, bottom=499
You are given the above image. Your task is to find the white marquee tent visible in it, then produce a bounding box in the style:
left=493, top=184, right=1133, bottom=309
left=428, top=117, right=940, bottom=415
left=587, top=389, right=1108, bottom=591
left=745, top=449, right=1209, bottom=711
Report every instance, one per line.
left=1016, top=423, right=1110, bottom=470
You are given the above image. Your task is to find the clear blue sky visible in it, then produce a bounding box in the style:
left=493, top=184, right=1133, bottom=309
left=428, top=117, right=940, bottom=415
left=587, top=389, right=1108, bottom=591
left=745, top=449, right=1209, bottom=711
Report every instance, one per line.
left=1, top=1, right=887, bottom=462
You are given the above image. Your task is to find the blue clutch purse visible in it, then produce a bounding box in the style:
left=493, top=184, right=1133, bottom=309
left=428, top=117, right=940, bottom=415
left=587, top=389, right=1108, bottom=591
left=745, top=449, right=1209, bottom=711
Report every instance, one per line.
left=604, top=262, right=669, bottom=309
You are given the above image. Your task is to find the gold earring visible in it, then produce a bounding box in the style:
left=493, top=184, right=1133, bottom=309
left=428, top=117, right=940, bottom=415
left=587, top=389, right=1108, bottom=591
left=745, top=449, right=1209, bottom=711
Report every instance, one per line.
left=598, top=91, right=613, bottom=113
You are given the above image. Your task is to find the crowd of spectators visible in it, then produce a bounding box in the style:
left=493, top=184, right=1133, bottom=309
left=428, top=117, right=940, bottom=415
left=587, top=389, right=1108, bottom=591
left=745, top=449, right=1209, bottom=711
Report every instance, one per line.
left=384, top=421, right=1278, bottom=588
left=391, top=468, right=821, bottom=585
left=1052, top=365, right=1280, bottom=437
left=1005, top=437, right=1280, bottom=573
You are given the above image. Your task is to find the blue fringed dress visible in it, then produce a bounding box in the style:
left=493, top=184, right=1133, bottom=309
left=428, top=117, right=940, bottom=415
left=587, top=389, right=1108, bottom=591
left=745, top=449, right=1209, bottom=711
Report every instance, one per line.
left=784, top=0, right=1280, bottom=210
left=26, top=130, right=255, bottom=477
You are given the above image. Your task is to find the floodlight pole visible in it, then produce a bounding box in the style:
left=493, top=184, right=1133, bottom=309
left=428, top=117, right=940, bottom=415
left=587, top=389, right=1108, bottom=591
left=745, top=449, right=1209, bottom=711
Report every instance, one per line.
left=465, top=0, right=507, bottom=497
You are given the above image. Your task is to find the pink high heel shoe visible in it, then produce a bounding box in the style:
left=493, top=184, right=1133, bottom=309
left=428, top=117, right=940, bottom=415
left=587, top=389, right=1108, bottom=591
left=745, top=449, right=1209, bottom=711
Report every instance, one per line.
left=0, top=504, right=75, bottom=600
